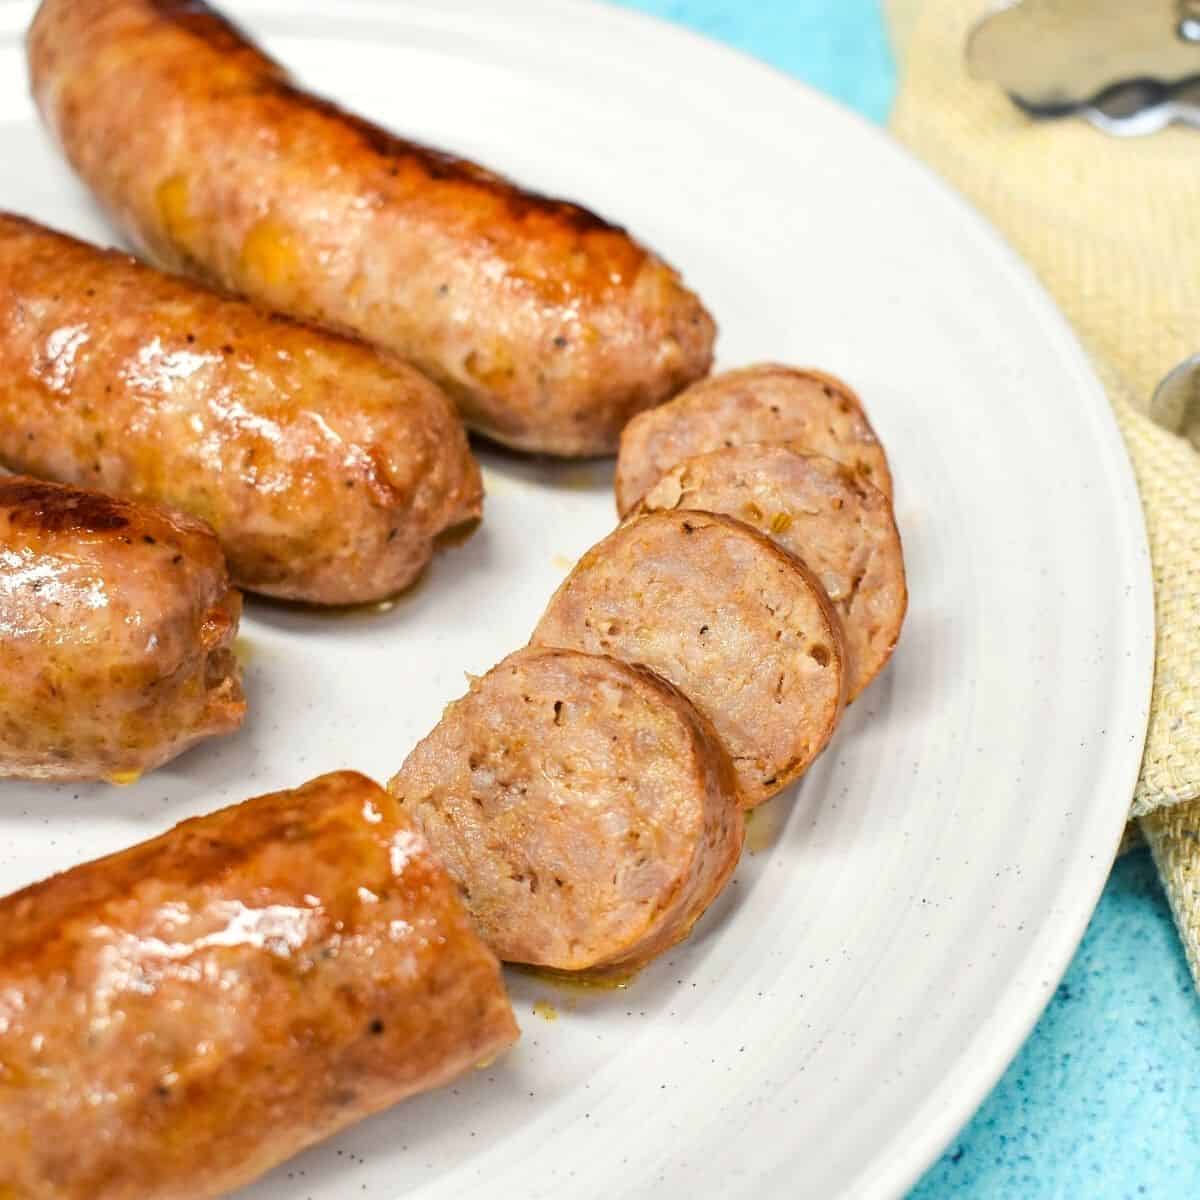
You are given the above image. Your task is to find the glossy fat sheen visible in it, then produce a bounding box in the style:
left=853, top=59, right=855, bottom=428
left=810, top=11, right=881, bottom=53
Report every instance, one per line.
left=636, top=447, right=907, bottom=701
left=615, top=364, right=893, bottom=514
left=390, top=648, right=743, bottom=974
left=0, top=771, right=519, bottom=1200
left=0, top=476, right=243, bottom=782
left=27, top=0, right=716, bottom=457
left=532, top=511, right=847, bottom=807
left=0, top=214, right=481, bottom=604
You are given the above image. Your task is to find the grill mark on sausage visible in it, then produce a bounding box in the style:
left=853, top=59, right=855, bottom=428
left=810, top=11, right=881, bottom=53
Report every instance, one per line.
left=149, top=0, right=626, bottom=238
left=0, top=479, right=131, bottom=533
left=148, top=0, right=253, bottom=54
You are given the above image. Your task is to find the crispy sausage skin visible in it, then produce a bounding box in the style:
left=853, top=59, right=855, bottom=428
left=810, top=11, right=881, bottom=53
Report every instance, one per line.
left=615, top=365, right=893, bottom=514
left=635, top=447, right=907, bottom=701
left=27, top=0, right=716, bottom=458
left=390, top=648, right=743, bottom=976
left=0, top=771, right=519, bottom=1200
left=532, top=511, right=847, bottom=807
left=0, top=476, right=244, bottom=782
left=0, top=214, right=482, bottom=605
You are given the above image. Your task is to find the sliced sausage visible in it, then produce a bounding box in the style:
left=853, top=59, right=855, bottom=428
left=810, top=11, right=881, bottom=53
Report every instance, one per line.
left=0, top=213, right=481, bottom=605
left=0, top=475, right=244, bottom=782
left=531, top=511, right=846, bottom=806
left=0, top=771, right=518, bottom=1200
left=28, top=0, right=716, bottom=457
left=390, top=647, right=742, bottom=975
left=634, top=447, right=906, bottom=700
left=615, top=364, right=893, bottom=514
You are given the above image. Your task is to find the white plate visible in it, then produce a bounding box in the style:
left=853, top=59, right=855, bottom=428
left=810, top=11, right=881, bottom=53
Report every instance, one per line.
left=0, top=2, right=1154, bottom=1197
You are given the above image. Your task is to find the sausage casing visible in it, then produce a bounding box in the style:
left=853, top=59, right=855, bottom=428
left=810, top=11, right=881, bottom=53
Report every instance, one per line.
left=0, top=475, right=243, bottom=782
left=0, top=771, right=519, bottom=1200
left=28, top=0, right=716, bottom=457
left=0, top=213, right=481, bottom=605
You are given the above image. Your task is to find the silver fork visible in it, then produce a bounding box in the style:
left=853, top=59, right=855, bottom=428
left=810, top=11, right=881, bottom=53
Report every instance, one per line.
left=1151, top=357, right=1200, bottom=449
left=969, top=0, right=1200, bottom=135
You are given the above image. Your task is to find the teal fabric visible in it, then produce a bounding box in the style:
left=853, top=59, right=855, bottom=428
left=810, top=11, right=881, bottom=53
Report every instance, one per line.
left=913, top=849, right=1200, bottom=1197
left=608, top=0, right=895, bottom=124
left=610, top=2, right=1200, bottom=1194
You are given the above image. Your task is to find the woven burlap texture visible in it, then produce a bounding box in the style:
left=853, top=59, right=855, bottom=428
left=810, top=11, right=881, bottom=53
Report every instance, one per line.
left=885, top=0, right=1200, bottom=976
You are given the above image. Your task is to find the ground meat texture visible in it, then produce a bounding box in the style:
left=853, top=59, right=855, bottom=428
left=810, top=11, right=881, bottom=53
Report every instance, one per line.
left=531, top=511, right=847, bottom=807
left=634, top=447, right=906, bottom=701
left=389, top=648, right=742, bottom=975
left=615, top=364, right=893, bottom=514
left=28, top=0, right=715, bottom=458
left=0, top=214, right=481, bottom=605
left=0, top=476, right=244, bottom=782
left=0, top=771, right=518, bottom=1200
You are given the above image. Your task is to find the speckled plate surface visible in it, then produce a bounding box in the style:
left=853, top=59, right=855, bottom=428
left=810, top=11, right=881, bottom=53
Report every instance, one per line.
left=0, top=2, right=1154, bottom=1196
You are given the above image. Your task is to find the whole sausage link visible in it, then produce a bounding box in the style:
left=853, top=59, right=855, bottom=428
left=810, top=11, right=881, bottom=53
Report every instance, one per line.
left=27, top=0, right=716, bottom=457
left=0, top=213, right=482, bottom=605
left=0, top=771, right=519, bottom=1199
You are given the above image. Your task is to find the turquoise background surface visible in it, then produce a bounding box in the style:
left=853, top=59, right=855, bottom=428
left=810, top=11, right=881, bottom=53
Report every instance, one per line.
left=611, top=1, right=1200, bottom=1195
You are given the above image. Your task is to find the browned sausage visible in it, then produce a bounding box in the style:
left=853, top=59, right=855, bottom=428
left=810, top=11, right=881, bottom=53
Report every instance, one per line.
left=531, top=511, right=846, bottom=807
left=390, top=647, right=742, bottom=975
left=0, top=475, right=243, bottom=782
left=0, top=771, right=519, bottom=1200
left=615, top=364, right=893, bottom=513
left=634, top=447, right=907, bottom=700
left=0, top=214, right=481, bottom=605
left=27, top=0, right=716, bottom=457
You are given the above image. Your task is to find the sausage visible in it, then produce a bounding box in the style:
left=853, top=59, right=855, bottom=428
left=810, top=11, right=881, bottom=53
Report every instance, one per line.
left=615, top=364, right=893, bottom=514
left=531, top=511, right=846, bottom=807
left=634, top=447, right=907, bottom=700
left=390, top=647, right=742, bottom=974
left=0, top=213, right=482, bottom=606
left=0, top=771, right=519, bottom=1200
left=0, top=475, right=244, bottom=782
left=27, top=0, right=716, bottom=458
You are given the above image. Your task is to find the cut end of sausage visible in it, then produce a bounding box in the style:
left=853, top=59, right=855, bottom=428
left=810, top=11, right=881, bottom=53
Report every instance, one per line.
left=635, top=447, right=907, bottom=700
left=531, top=510, right=847, bottom=806
left=389, top=647, right=743, bottom=974
left=198, top=590, right=248, bottom=736
left=615, top=363, right=893, bottom=514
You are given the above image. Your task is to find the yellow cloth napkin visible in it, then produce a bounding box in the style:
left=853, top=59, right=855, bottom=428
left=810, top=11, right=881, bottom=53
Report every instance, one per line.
left=885, top=0, right=1200, bottom=980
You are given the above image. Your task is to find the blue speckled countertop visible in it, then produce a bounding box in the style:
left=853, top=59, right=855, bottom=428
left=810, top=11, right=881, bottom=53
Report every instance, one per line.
left=613, top=2, right=1200, bottom=1194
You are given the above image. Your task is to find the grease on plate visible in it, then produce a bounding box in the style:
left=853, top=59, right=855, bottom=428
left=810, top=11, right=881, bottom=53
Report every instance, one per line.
left=512, top=963, right=636, bottom=993
left=745, top=799, right=784, bottom=855
left=480, top=467, right=518, bottom=497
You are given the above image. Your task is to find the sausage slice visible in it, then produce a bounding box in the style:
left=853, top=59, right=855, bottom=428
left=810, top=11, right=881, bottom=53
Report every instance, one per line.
left=615, top=364, right=893, bottom=514
left=0, top=476, right=244, bottom=782
left=531, top=511, right=846, bottom=806
left=390, top=647, right=742, bottom=974
left=634, top=447, right=907, bottom=700
left=0, top=771, right=518, bottom=1200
